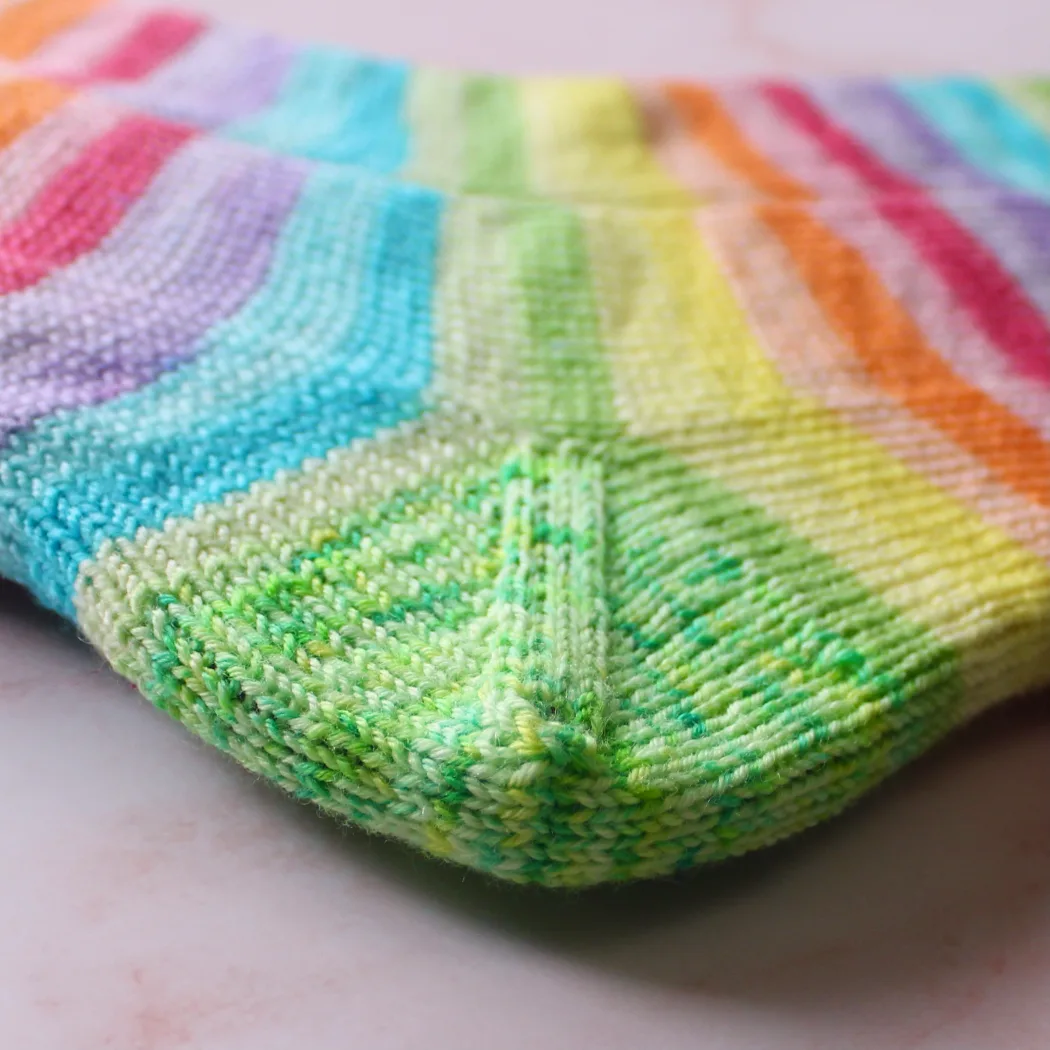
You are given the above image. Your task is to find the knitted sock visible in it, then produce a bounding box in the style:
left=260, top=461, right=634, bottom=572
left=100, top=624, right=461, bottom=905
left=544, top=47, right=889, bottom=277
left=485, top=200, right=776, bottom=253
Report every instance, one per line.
left=1, top=3, right=1049, bottom=886
left=0, top=0, right=680, bottom=204
left=17, top=0, right=1049, bottom=203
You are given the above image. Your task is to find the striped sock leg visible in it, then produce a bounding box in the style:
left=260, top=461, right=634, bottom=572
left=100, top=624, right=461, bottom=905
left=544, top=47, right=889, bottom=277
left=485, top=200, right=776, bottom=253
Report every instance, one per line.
left=0, top=7, right=1048, bottom=884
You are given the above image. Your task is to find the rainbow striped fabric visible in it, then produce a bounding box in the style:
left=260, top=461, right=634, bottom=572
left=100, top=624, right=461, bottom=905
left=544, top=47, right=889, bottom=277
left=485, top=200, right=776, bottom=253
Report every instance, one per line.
left=0, top=0, right=1048, bottom=886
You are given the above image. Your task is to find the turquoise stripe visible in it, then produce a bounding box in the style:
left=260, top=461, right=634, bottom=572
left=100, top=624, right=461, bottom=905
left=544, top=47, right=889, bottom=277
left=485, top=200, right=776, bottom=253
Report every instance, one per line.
left=895, top=77, right=1050, bottom=196
left=227, top=46, right=410, bottom=171
left=2, top=169, right=443, bottom=617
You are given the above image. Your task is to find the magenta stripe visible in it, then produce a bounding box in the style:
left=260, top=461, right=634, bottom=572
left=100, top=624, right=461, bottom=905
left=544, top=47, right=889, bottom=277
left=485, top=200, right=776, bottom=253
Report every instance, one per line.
left=804, top=80, right=1050, bottom=320
left=100, top=24, right=298, bottom=130
left=0, top=115, right=194, bottom=296
left=82, top=9, right=207, bottom=82
left=763, top=81, right=1050, bottom=386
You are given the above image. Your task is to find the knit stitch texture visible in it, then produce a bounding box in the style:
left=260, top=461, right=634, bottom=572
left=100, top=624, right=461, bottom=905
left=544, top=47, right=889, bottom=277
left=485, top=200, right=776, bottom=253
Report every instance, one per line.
left=0, top=0, right=1048, bottom=885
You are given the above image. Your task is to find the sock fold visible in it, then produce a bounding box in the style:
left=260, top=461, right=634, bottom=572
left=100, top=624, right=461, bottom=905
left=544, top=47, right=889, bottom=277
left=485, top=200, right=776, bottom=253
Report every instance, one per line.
left=0, top=0, right=1048, bottom=885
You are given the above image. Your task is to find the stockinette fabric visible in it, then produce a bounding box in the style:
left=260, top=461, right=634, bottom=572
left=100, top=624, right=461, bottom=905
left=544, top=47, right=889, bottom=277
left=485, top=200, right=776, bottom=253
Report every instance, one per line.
left=0, top=0, right=1048, bottom=887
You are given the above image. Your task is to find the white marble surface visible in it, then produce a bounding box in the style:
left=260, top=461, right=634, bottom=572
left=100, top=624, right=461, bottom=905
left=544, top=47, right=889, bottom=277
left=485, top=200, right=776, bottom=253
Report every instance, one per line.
left=3, top=1, right=1050, bottom=1047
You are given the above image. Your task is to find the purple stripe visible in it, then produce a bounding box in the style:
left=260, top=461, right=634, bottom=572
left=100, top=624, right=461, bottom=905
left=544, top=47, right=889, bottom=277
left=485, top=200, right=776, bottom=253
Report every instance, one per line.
left=807, top=79, right=1003, bottom=191
left=806, top=80, right=1050, bottom=317
left=0, top=137, right=305, bottom=440
left=104, top=24, right=297, bottom=129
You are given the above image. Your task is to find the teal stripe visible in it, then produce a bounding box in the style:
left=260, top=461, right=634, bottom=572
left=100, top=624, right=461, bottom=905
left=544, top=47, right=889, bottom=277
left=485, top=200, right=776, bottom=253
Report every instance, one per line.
left=1002, top=80, right=1050, bottom=135
left=3, top=168, right=443, bottom=617
left=895, top=77, right=1050, bottom=196
left=227, top=46, right=410, bottom=171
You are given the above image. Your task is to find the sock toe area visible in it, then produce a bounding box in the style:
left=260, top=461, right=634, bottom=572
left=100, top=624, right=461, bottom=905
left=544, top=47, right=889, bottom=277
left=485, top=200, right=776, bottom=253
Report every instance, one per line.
left=76, top=416, right=969, bottom=885
left=76, top=419, right=618, bottom=882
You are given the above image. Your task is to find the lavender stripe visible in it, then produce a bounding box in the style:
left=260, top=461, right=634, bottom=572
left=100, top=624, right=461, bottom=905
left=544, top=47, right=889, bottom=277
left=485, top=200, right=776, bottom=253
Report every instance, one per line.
left=806, top=80, right=1050, bottom=317
left=0, top=137, right=305, bottom=439
left=104, top=24, right=297, bottom=129
left=719, top=85, right=1050, bottom=431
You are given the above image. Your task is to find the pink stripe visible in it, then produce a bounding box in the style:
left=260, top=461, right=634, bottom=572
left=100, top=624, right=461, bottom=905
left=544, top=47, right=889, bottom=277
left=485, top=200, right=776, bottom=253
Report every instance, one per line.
left=0, top=115, right=194, bottom=295
left=26, top=5, right=146, bottom=77
left=762, top=82, right=1050, bottom=387
left=82, top=9, right=206, bottom=82
left=715, top=86, right=1050, bottom=427
left=0, top=95, right=121, bottom=226
left=816, top=196, right=1050, bottom=442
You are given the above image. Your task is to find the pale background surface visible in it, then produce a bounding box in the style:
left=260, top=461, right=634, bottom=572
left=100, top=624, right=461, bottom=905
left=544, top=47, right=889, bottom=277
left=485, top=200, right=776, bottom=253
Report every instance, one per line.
left=3, top=1, right=1050, bottom=1047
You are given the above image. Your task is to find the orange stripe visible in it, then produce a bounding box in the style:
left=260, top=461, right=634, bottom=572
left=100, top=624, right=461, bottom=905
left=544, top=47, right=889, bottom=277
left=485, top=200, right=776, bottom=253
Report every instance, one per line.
left=0, top=75, right=70, bottom=150
left=0, top=0, right=104, bottom=60
left=760, top=203, right=1050, bottom=507
left=664, top=82, right=808, bottom=200
left=664, top=82, right=1050, bottom=509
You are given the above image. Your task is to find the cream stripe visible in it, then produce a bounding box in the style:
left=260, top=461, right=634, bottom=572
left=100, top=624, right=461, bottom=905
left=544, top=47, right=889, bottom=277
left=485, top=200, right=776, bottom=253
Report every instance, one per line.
left=578, top=192, right=1050, bottom=713
left=698, top=203, right=1050, bottom=563
left=632, top=82, right=744, bottom=202
left=24, top=2, right=139, bottom=76
left=430, top=195, right=533, bottom=413
left=0, top=87, right=121, bottom=223
left=401, top=67, right=467, bottom=190
left=78, top=76, right=1050, bottom=718
left=715, top=84, right=1050, bottom=438
left=814, top=195, right=1050, bottom=442
left=75, top=414, right=483, bottom=674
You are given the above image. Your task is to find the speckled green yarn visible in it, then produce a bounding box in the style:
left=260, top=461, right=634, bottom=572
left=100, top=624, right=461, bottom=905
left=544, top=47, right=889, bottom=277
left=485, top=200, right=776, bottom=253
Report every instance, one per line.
left=78, top=422, right=969, bottom=885
left=4, top=0, right=1050, bottom=886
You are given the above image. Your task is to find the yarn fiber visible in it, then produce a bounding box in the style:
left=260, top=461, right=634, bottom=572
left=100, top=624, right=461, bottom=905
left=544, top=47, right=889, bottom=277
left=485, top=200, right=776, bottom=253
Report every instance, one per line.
left=0, top=0, right=1048, bottom=885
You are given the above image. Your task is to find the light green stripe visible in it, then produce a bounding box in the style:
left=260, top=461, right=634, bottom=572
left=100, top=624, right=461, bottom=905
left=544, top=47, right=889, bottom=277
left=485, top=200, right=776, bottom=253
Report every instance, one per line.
left=998, top=78, right=1050, bottom=134
left=462, top=76, right=529, bottom=195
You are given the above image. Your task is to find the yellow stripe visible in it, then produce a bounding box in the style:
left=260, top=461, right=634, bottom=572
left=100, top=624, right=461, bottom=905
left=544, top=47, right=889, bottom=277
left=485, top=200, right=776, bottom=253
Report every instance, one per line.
left=77, top=74, right=1050, bottom=718
left=573, top=144, right=1050, bottom=711
left=698, top=202, right=1050, bottom=564
left=518, top=77, right=691, bottom=205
